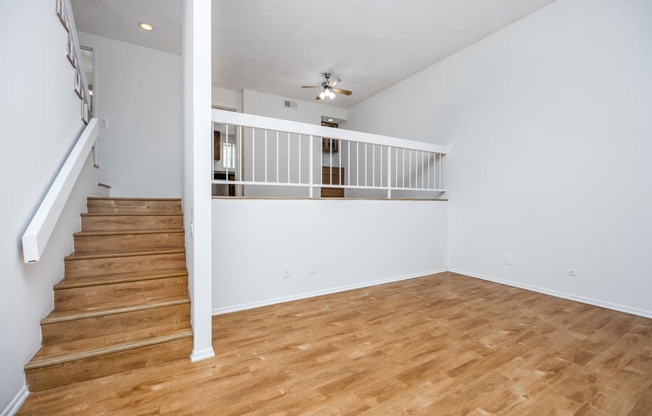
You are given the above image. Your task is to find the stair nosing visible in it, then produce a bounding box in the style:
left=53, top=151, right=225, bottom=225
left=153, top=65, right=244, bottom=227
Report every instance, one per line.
left=74, top=229, right=185, bottom=237
left=55, top=270, right=188, bottom=290
left=81, top=213, right=183, bottom=217
left=87, top=197, right=182, bottom=201
left=65, top=248, right=185, bottom=261
left=25, top=330, right=193, bottom=369
left=42, top=298, right=190, bottom=324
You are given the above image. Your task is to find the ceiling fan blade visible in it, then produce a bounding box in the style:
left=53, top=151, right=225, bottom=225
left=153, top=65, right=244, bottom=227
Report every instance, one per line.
left=333, top=88, right=352, bottom=96
left=302, top=85, right=321, bottom=89
left=315, top=93, right=323, bottom=100
left=327, top=77, right=341, bottom=87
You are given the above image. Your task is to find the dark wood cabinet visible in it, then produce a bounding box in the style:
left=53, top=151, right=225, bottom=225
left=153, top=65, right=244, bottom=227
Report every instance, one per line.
left=321, top=166, right=344, bottom=198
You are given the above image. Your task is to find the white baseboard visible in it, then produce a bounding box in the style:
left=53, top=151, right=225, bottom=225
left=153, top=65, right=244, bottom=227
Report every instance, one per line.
left=1, top=383, right=29, bottom=416
left=212, top=269, right=448, bottom=315
left=449, top=268, right=652, bottom=319
left=190, top=348, right=215, bottom=362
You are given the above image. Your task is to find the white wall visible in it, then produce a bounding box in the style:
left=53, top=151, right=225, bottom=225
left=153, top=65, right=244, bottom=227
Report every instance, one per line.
left=0, top=2, right=107, bottom=412
left=243, top=89, right=347, bottom=124
left=212, top=200, right=448, bottom=313
left=345, top=0, right=652, bottom=317
left=212, top=87, right=242, bottom=112
left=78, top=32, right=183, bottom=198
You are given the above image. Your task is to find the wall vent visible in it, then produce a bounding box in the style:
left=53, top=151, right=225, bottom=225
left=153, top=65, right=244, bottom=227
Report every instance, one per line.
left=284, top=100, right=298, bottom=109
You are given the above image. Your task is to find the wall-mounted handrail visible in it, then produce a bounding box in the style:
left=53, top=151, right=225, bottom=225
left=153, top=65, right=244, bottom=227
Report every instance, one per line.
left=22, top=119, right=99, bottom=263
left=56, top=0, right=92, bottom=123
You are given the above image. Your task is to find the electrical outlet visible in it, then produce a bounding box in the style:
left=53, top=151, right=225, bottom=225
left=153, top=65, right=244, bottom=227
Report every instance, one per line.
left=100, top=118, right=109, bottom=128
left=505, top=254, right=513, bottom=266
left=282, top=264, right=291, bottom=278
left=310, top=262, right=317, bottom=274
left=568, top=268, right=577, bottom=277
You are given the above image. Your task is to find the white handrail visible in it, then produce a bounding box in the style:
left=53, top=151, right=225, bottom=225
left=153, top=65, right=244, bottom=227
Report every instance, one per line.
left=22, top=119, right=100, bottom=263
left=211, top=109, right=448, bottom=154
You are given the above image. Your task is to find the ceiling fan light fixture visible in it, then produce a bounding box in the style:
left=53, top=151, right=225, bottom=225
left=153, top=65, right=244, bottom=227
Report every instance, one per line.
left=319, top=91, right=326, bottom=100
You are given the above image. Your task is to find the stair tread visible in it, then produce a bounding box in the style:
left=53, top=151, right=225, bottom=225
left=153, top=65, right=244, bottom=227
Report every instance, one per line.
left=55, top=268, right=188, bottom=289
left=65, top=247, right=185, bottom=261
left=27, top=322, right=192, bottom=368
left=82, top=212, right=183, bottom=217
left=44, top=296, right=190, bottom=324
left=74, top=229, right=185, bottom=237
left=88, top=197, right=181, bottom=201
left=52, top=289, right=189, bottom=315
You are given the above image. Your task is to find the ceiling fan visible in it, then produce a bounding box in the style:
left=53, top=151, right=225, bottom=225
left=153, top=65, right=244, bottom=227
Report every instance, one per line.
left=302, top=73, right=352, bottom=101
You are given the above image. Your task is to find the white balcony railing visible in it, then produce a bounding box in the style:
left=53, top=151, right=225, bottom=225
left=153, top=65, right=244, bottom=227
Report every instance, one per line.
left=211, top=109, right=448, bottom=199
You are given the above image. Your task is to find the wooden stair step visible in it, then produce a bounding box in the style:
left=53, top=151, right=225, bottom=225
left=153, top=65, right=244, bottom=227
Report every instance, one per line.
left=74, top=229, right=185, bottom=237
left=74, top=229, right=185, bottom=253
left=26, top=323, right=192, bottom=391
left=55, top=268, right=188, bottom=289
left=81, top=213, right=183, bottom=232
left=51, top=287, right=189, bottom=316
left=87, top=197, right=182, bottom=214
left=54, top=275, right=188, bottom=311
left=28, top=321, right=191, bottom=367
left=25, top=195, right=193, bottom=393
left=43, top=297, right=190, bottom=324
left=65, top=248, right=186, bottom=278
left=65, top=247, right=185, bottom=261
left=42, top=302, right=191, bottom=345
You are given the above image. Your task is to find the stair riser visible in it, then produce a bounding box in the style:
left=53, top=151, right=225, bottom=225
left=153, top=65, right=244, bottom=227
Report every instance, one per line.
left=74, top=232, right=185, bottom=253
left=82, top=215, right=183, bottom=231
left=65, top=253, right=186, bottom=278
left=42, top=303, right=190, bottom=344
left=55, top=277, right=188, bottom=310
left=87, top=199, right=181, bottom=214
left=26, top=337, right=192, bottom=392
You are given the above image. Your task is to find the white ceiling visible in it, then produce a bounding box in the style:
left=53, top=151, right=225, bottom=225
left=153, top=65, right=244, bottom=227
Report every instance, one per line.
left=71, top=0, right=182, bottom=53
left=72, top=0, right=557, bottom=109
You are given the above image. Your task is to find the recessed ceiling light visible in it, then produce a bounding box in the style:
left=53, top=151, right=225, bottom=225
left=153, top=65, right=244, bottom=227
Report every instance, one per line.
left=327, top=118, right=334, bottom=122
left=138, top=22, right=154, bottom=31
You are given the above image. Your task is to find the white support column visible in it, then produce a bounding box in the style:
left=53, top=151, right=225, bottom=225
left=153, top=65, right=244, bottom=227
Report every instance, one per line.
left=182, top=0, right=214, bottom=362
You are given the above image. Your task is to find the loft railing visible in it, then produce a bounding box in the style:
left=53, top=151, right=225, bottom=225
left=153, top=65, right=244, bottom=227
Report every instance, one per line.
left=211, top=109, right=448, bottom=199
left=56, top=0, right=92, bottom=123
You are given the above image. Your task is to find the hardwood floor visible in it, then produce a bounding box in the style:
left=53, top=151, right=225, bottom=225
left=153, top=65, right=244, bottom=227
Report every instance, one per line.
left=19, top=272, right=652, bottom=415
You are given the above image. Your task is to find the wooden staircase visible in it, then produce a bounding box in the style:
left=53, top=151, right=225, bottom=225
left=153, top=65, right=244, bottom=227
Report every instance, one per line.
left=25, top=197, right=193, bottom=392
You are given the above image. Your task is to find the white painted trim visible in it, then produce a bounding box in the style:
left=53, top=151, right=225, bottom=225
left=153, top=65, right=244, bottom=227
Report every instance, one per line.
left=211, top=109, right=448, bottom=154
left=212, top=269, right=448, bottom=315
left=190, top=348, right=216, bottom=362
left=22, top=118, right=99, bottom=262
left=449, top=268, right=652, bottom=319
left=1, top=383, right=29, bottom=416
